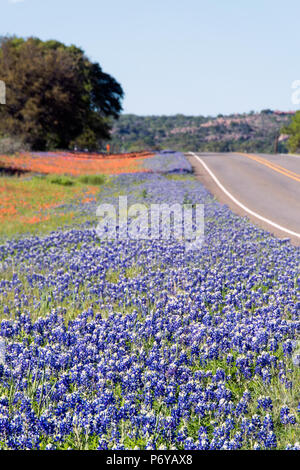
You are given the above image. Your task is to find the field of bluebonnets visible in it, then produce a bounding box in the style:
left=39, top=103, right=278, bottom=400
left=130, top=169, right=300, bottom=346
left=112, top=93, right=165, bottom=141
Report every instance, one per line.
left=0, top=151, right=299, bottom=450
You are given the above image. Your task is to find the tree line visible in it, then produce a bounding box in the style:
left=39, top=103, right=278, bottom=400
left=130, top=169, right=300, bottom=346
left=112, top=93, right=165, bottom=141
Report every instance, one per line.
left=110, top=112, right=294, bottom=153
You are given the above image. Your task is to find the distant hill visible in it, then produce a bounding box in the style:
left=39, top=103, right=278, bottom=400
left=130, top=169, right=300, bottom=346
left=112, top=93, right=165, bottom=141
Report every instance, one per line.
left=110, top=110, right=294, bottom=153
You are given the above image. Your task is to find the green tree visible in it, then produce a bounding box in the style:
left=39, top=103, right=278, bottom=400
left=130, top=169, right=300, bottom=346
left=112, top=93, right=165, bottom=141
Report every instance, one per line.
left=0, top=36, right=123, bottom=150
left=282, top=111, right=300, bottom=153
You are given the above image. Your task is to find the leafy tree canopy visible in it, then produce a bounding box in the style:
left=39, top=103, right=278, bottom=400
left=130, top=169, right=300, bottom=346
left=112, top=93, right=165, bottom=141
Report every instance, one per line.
left=282, top=111, right=300, bottom=153
left=0, top=36, right=124, bottom=150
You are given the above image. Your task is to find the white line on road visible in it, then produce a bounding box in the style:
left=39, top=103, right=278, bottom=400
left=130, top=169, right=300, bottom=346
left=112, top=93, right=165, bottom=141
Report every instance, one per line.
left=190, top=152, right=300, bottom=240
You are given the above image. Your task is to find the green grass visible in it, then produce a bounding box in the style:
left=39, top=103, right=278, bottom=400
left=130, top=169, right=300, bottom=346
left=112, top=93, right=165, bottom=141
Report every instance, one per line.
left=78, top=174, right=106, bottom=185
left=0, top=173, right=110, bottom=238
left=105, top=269, right=120, bottom=284
left=164, top=174, right=194, bottom=181
left=48, top=175, right=75, bottom=186
left=46, top=173, right=107, bottom=187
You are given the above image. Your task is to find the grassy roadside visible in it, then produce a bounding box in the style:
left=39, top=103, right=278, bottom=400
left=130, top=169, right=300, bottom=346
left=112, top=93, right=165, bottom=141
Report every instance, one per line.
left=0, top=173, right=108, bottom=238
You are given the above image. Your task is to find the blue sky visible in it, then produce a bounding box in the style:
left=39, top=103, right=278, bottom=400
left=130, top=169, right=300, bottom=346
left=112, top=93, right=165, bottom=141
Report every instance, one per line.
left=1, top=0, right=300, bottom=115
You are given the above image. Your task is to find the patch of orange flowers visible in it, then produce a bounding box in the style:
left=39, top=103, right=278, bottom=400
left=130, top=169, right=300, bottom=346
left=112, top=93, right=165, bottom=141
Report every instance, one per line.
left=0, top=151, right=153, bottom=176
left=0, top=179, right=84, bottom=228
left=22, top=215, right=50, bottom=225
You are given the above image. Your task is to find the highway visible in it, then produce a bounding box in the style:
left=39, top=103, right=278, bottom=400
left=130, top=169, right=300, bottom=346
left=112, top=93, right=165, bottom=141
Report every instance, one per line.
left=187, top=152, right=300, bottom=245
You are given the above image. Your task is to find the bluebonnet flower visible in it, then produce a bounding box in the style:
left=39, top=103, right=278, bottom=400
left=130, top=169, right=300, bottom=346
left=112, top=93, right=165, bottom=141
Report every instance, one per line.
left=280, top=406, right=296, bottom=425
left=257, top=396, right=273, bottom=411
left=0, top=152, right=299, bottom=449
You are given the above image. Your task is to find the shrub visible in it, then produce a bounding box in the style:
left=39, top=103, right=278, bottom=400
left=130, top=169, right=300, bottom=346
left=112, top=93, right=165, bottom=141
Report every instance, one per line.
left=48, top=175, right=75, bottom=186
left=78, top=174, right=106, bottom=185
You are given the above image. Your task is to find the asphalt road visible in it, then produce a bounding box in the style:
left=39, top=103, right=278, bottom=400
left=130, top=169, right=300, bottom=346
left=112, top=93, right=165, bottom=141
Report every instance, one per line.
left=186, top=152, right=300, bottom=245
